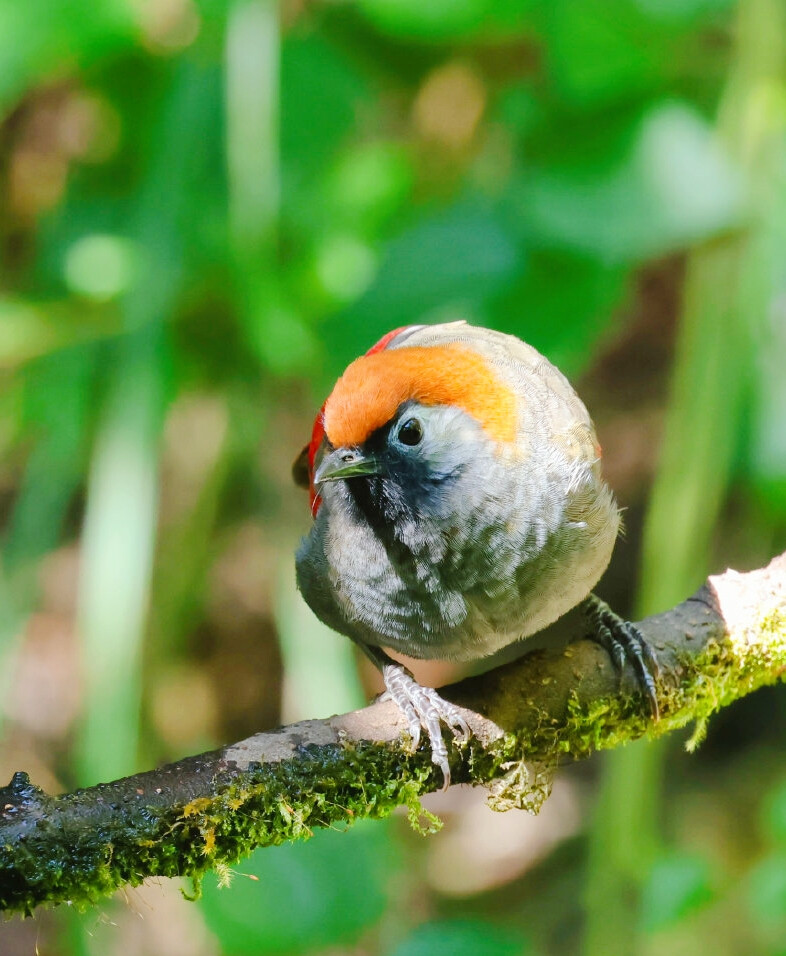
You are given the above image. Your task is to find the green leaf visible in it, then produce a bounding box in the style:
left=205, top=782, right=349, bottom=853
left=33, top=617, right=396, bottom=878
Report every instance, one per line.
left=640, top=852, right=715, bottom=933
left=326, top=141, right=415, bottom=237
left=0, top=0, right=136, bottom=113
left=633, top=0, right=735, bottom=25
left=762, top=777, right=786, bottom=847
left=281, top=34, right=370, bottom=183
left=4, top=345, right=95, bottom=571
left=542, top=0, right=728, bottom=106
left=516, top=101, right=744, bottom=263
left=488, top=251, right=630, bottom=375
left=747, top=851, right=786, bottom=929
left=324, top=199, right=520, bottom=376
left=199, top=822, right=398, bottom=954
left=391, top=920, right=528, bottom=956
left=356, top=0, right=533, bottom=41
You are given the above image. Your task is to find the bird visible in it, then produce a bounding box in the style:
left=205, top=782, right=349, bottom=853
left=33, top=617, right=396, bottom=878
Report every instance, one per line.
left=293, top=321, right=658, bottom=788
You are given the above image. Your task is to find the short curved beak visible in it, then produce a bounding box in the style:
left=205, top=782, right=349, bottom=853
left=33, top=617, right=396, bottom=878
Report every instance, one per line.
left=313, top=447, right=380, bottom=485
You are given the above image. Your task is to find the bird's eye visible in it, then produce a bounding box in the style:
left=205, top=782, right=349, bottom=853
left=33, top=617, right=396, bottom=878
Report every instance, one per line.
left=397, top=418, right=423, bottom=446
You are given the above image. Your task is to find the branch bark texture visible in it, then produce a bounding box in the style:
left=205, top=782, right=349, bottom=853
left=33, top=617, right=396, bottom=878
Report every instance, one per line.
left=1, top=553, right=785, bottom=914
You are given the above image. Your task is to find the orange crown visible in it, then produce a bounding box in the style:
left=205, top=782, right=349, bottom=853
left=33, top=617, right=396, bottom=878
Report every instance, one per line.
left=323, top=344, right=517, bottom=448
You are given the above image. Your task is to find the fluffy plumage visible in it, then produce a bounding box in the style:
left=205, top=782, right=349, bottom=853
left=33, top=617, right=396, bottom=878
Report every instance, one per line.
left=294, top=321, right=629, bottom=785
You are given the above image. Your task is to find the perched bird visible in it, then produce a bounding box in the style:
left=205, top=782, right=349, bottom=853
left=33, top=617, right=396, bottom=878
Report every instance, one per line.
left=294, top=321, right=658, bottom=787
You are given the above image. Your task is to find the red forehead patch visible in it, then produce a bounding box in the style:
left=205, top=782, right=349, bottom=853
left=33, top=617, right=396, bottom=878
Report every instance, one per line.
left=323, top=344, right=517, bottom=448
left=306, top=327, right=413, bottom=515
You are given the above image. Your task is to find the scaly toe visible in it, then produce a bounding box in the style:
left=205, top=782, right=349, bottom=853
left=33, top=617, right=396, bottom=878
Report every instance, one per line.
left=382, top=663, right=469, bottom=788
left=582, top=594, right=660, bottom=720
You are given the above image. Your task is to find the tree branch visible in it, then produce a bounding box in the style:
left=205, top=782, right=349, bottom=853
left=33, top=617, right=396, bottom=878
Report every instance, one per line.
left=1, top=553, right=785, bottom=915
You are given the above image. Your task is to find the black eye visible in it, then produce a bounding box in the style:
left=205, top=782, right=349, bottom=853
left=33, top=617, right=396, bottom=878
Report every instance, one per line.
left=397, top=418, right=423, bottom=446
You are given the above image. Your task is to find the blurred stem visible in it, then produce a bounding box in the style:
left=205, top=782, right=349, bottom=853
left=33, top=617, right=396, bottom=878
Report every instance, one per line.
left=225, top=0, right=302, bottom=373
left=275, top=547, right=365, bottom=722
left=225, top=0, right=279, bottom=323
left=75, top=60, right=215, bottom=786
left=584, top=1, right=786, bottom=953
left=75, top=336, right=160, bottom=786
left=225, top=0, right=279, bottom=259
left=145, top=400, right=231, bottom=669
left=225, top=1, right=353, bottom=725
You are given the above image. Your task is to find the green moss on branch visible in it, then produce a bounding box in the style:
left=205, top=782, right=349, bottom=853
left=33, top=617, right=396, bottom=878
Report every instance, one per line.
left=1, top=554, right=784, bottom=915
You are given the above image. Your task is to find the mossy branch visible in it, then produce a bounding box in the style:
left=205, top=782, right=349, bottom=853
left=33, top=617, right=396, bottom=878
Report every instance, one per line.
left=2, top=553, right=785, bottom=915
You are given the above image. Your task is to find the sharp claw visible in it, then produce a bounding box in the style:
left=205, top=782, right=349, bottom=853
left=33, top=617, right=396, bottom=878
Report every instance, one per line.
left=452, top=716, right=471, bottom=742
left=621, top=621, right=660, bottom=720
left=401, top=700, right=422, bottom=751
left=436, top=755, right=451, bottom=793
left=582, top=595, right=661, bottom=720
left=408, top=716, right=422, bottom=751
left=640, top=634, right=661, bottom=677
left=381, top=663, right=470, bottom=789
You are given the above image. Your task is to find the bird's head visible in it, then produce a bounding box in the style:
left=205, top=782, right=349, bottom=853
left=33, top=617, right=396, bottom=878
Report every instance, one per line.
left=293, top=327, right=520, bottom=528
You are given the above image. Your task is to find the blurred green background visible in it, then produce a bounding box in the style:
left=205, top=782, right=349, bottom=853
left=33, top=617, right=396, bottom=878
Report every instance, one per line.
left=1, top=0, right=785, bottom=953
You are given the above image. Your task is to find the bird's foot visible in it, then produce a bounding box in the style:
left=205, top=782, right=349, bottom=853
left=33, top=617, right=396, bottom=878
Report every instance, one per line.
left=581, top=594, right=660, bottom=720
left=381, top=662, right=470, bottom=790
